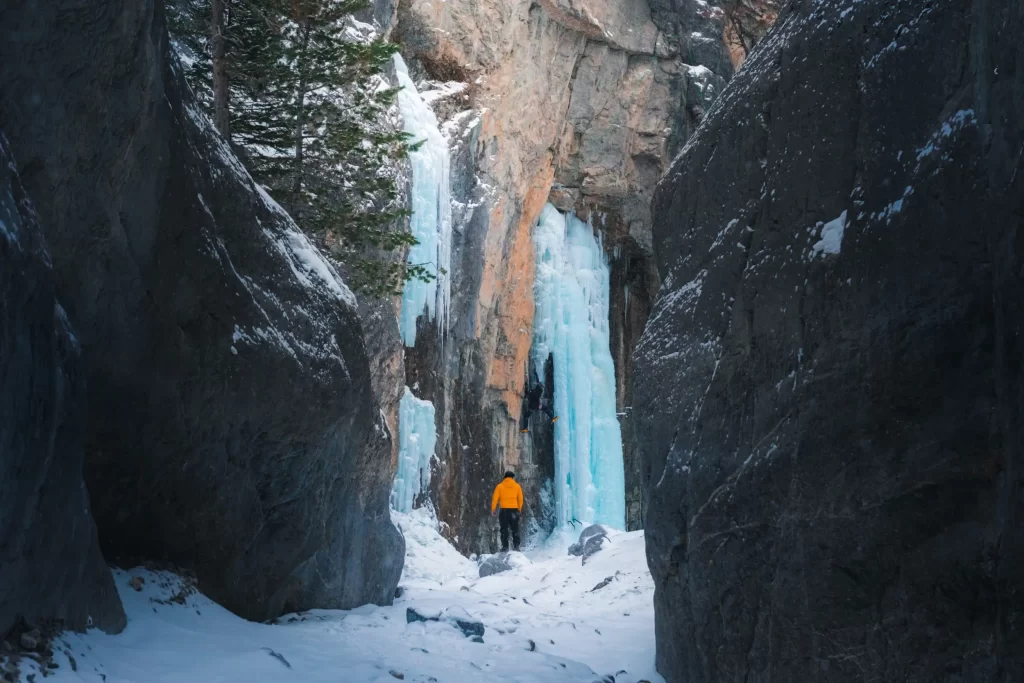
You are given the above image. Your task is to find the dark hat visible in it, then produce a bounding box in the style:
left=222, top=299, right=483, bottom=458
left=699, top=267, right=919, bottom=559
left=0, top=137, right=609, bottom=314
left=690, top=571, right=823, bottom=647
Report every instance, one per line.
left=504, top=471, right=515, bottom=479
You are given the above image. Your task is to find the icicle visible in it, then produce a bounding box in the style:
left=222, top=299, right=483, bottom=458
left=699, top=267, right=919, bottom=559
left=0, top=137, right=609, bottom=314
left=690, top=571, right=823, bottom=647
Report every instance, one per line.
left=391, top=387, right=437, bottom=513
left=393, top=54, right=452, bottom=348
left=531, top=203, right=625, bottom=529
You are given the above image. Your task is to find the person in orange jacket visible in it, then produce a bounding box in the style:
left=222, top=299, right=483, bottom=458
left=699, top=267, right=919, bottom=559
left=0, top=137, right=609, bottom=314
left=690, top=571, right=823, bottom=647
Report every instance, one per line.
left=490, top=471, right=524, bottom=552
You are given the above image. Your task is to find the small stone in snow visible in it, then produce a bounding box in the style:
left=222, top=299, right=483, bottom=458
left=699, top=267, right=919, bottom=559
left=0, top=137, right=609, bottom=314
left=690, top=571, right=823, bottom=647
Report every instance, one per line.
left=19, top=633, right=38, bottom=650
left=230, top=346, right=238, bottom=355
left=129, top=576, right=145, bottom=592
left=390, top=670, right=405, bottom=679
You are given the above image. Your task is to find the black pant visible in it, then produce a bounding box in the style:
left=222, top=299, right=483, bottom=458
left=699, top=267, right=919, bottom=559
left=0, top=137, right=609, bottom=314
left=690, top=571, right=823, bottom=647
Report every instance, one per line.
left=499, top=508, right=521, bottom=551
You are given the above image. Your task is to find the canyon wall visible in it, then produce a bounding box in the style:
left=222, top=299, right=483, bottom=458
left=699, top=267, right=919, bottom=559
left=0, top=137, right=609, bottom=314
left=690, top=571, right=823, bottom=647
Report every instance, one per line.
left=0, top=134, right=126, bottom=635
left=0, top=0, right=402, bottom=623
left=390, top=0, right=763, bottom=547
left=634, top=0, right=1024, bottom=680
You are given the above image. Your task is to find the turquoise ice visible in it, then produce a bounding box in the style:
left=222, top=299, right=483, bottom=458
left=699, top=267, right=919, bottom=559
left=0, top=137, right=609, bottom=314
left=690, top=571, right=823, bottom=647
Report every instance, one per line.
left=391, top=387, right=437, bottom=513
left=531, top=203, right=625, bottom=529
left=393, top=54, right=452, bottom=347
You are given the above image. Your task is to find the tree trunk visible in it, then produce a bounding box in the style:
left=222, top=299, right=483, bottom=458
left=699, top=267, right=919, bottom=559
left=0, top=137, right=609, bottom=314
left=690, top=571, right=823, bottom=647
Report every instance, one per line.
left=291, top=19, right=312, bottom=200
left=211, top=0, right=230, bottom=137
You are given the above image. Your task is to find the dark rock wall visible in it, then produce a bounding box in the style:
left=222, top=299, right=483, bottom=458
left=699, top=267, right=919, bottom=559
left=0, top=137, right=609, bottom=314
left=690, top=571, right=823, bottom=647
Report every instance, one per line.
left=0, top=135, right=126, bottom=634
left=609, top=248, right=660, bottom=530
left=634, top=0, right=1024, bottom=680
left=0, top=0, right=402, bottom=622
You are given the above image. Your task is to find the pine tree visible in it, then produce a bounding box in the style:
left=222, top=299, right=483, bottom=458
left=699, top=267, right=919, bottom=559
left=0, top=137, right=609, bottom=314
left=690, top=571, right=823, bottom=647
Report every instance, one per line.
left=168, top=0, right=428, bottom=297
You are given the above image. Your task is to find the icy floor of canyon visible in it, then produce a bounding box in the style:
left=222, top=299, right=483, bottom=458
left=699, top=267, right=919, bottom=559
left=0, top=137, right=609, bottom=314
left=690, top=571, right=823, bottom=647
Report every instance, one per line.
left=28, top=509, right=662, bottom=683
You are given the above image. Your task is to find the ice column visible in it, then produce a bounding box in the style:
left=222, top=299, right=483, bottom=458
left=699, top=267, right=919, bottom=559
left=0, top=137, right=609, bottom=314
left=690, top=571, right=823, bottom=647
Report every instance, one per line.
left=531, top=203, right=625, bottom=529
left=393, top=54, right=452, bottom=347
left=391, top=387, right=438, bottom=513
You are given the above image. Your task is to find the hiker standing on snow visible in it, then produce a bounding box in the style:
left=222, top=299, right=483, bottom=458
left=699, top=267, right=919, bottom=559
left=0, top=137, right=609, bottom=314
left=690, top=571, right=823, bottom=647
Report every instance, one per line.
left=490, top=471, right=524, bottom=552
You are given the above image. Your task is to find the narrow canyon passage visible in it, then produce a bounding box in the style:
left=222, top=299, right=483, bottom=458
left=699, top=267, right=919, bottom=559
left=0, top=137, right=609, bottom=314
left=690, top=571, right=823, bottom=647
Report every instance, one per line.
left=8, top=0, right=1019, bottom=682
left=33, top=513, right=661, bottom=683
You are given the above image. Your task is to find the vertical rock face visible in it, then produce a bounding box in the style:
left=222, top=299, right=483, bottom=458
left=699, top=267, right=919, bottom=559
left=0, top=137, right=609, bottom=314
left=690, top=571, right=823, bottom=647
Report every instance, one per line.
left=0, top=0, right=402, bottom=621
left=0, top=134, right=126, bottom=634
left=634, top=0, right=1024, bottom=681
left=394, top=0, right=744, bottom=545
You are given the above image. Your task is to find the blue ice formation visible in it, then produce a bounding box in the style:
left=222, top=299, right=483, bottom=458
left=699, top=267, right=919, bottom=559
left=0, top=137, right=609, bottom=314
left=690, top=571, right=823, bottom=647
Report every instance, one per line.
left=531, top=203, right=625, bottom=529
left=391, top=387, right=437, bottom=513
left=393, top=54, right=452, bottom=347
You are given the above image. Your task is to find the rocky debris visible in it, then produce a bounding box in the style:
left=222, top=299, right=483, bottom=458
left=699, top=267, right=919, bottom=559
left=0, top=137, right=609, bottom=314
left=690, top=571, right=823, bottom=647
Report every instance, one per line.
left=590, top=573, right=619, bottom=592
left=478, top=554, right=513, bottom=578
left=17, top=633, right=38, bottom=652
left=390, top=671, right=405, bottom=680
left=0, top=0, right=403, bottom=622
left=476, top=551, right=530, bottom=577
left=568, top=525, right=609, bottom=556
left=443, top=607, right=485, bottom=639
left=0, top=132, right=125, bottom=635
left=129, top=576, right=145, bottom=592
left=405, top=607, right=441, bottom=624
left=453, top=619, right=485, bottom=639
left=406, top=606, right=485, bottom=640
left=580, top=534, right=610, bottom=565
left=261, top=648, right=291, bottom=669
left=635, top=0, right=1024, bottom=681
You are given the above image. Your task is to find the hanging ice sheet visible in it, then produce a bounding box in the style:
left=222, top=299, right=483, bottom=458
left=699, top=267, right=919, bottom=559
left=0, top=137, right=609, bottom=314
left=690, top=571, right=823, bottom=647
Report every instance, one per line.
left=391, top=387, right=437, bottom=513
left=531, top=203, right=625, bottom=529
left=393, top=54, right=452, bottom=347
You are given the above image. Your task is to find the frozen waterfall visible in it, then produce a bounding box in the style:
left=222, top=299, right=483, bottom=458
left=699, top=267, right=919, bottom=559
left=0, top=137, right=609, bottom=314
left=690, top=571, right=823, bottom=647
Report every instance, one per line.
left=391, top=387, right=437, bottom=513
left=393, top=54, right=452, bottom=348
left=531, top=203, right=625, bottom=529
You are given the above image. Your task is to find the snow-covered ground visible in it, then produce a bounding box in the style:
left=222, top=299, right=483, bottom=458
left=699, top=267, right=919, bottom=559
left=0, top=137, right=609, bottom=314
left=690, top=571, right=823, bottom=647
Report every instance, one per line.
left=26, top=509, right=662, bottom=683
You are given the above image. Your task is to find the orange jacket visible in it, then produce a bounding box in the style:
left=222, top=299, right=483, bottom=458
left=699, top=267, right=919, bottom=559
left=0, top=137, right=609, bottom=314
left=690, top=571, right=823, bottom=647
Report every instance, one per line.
left=491, top=478, right=523, bottom=512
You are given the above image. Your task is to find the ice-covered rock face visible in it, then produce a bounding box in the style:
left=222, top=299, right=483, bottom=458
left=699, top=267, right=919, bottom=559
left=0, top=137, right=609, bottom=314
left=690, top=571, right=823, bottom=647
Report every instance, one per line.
left=391, top=0, right=759, bottom=544
left=635, top=0, right=1024, bottom=680
left=0, top=0, right=403, bottom=622
left=392, top=387, right=438, bottom=512
left=394, top=54, right=453, bottom=347
left=532, top=204, right=625, bottom=529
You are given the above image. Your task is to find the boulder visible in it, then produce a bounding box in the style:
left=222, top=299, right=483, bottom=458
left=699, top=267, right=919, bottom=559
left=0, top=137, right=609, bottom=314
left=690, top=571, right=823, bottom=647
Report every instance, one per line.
left=580, top=534, right=609, bottom=565
left=0, top=0, right=403, bottom=621
left=477, top=550, right=530, bottom=578
left=478, top=554, right=514, bottom=578
left=634, top=0, right=1024, bottom=681
left=0, top=133, right=125, bottom=634
left=568, top=525, right=609, bottom=556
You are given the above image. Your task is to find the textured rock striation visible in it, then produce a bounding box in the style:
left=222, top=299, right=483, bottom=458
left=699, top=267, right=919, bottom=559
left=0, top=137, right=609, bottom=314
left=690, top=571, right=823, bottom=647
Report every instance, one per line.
left=634, top=0, right=1024, bottom=680
left=0, top=0, right=402, bottom=622
left=0, top=134, right=126, bottom=634
left=393, top=0, right=750, bottom=545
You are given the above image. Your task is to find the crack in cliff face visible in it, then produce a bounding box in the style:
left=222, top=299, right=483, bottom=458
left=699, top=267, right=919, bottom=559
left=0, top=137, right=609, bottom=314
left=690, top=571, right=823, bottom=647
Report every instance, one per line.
left=389, top=0, right=777, bottom=545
